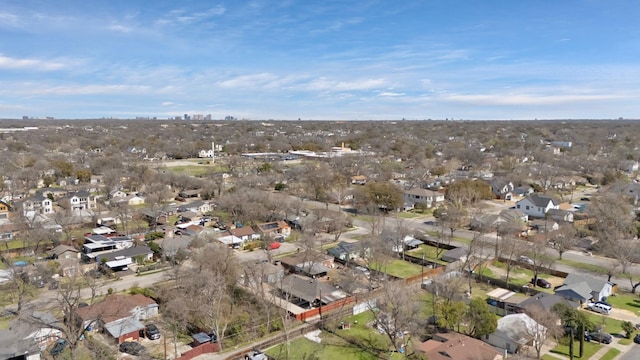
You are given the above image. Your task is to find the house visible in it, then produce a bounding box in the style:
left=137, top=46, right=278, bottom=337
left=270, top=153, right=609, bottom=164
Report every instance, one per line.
left=254, top=221, right=291, bottom=238
left=47, top=244, right=80, bottom=260
left=515, top=194, right=558, bottom=218
left=518, top=293, right=579, bottom=313
left=484, top=313, right=545, bottom=354
left=554, top=273, right=615, bottom=303
left=275, top=274, right=348, bottom=309
left=546, top=209, right=573, bottom=223
left=350, top=175, right=367, bottom=185
left=22, top=312, right=63, bottom=351
left=416, top=332, right=503, bottom=360
left=391, top=235, right=423, bottom=253
left=178, top=189, right=201, bottom=198
left=17, top=194, right=53, bottom=217
left=513, top=186, right=534, bottom=198
left=114, top=194, right=145, bottom=206
left=60, top=191, right=97, bottom=212
left=441, top=247, right=467, bottom=263
left=403, top=188, right=445, bottom=209
left=98, top=246, right=153, bottom=272
left=243, top=261, right=285, bottom=285
left=217, top=227, right=260, bottom=247
left=489, top=178, right=515, bottom=200
left=327, top=241, right=369, bottom=262
left=179, top=200, right=214, bottom=214
left=0, top=200, right=12, bottom=222
left=109, top=190, right=127, bottom=199
left=470, top=210, right=528, bottom=232
left=76, top=294, right=158, bottom=344
left=279, top=253, right=334, bottom=278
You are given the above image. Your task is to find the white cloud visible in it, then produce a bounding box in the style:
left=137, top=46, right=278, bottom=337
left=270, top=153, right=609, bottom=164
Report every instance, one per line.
left=307, top=77, right=387, bottom=91
left=216, top=73, right=279, bottom=88
left=0, top=11, right=20, bottom=27
left=378, top=92, right=405, bottom=97
left=0, top=54, right=65, bottom=71
left=161, top=101, right=175, bottom=106
left=108, top=24, right=133, bottom=33
left=441, top=92, right=627, bottom=106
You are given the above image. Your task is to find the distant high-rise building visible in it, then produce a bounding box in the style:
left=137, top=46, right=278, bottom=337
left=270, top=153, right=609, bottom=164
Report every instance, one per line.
left=205, top=114, right=212, bottom=120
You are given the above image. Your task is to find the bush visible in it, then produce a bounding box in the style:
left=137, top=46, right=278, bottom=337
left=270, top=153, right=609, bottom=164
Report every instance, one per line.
left=622, top=321, right=634, bottom=338
left=274, top=182, right=288, bottom=191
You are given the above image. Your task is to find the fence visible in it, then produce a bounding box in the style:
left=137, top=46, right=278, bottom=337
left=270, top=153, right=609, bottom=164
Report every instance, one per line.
left=404, top=266, right=446, bottom=285
left=178, top=342, right=220, bottom=360
left=295, top=296, right=356, bottom=321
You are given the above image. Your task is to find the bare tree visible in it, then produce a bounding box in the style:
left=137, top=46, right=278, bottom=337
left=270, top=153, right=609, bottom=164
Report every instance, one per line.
left=367, top=280, right=423, bottom=354
left=549, top=223, right=578, bottom=260
left=524, top=304, right=563, bottom=359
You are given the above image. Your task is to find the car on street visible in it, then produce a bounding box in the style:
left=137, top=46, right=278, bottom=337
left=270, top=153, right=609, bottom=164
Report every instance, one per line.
left=634, top=333, right=640, bottom=344
left=585, top=331, right=612, bottom=344
left=519, top=256, right=534, bottom=265
left=531, top=277, right=551, bottom=288
left=145, top=324, right=161, bottom=340
left=119, top=341, right=146, bottom=355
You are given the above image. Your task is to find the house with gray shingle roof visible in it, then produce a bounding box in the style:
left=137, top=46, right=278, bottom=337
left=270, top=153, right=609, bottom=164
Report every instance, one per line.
left=515, top=194, right=558, bottom=218
left=554, top=273, right=614, bottom=303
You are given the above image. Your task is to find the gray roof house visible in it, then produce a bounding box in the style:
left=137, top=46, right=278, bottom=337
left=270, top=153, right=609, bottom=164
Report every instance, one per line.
left=554, top=273, right=614, bottom=303
left=515, top=194, right=558, bottom=218
left=276, top=274, right=348, bottom=308
left=442, top=247, right=467, bottom=263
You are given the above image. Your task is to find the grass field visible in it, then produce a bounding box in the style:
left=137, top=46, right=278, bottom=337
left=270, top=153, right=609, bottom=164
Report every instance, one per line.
left=541, top=355, right=563, bottom=360
left=160, top=164, right=219, bottom=176
left=550, top=339, right=601, bottom=359
left=423, top=230, right=471, bottom=244
left=406, top=244, right=449, bottom=265
left=371, top=259, right=424, bottom=278
left=605, top=292, right=640, bottom=315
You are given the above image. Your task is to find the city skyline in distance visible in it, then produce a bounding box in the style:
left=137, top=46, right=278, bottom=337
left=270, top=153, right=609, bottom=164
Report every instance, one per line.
left=1, top=1, right=639, bottom=120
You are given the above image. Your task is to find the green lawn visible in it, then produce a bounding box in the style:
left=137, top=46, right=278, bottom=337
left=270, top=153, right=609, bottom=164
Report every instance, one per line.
left=266, top=312, right=406, bottom=360
left=605, top=292, right=640, bottom=316
left=600, top=348, right=621, bottom=360
left=406, top=244, right=449, bottom=265
left=618, top=337, right=632, bottom=345
left=541, top=355, right=564, bottom=360
left=423, top=230, right=471, bottom=244
left=583, top=312, right=626, bottom=336
left=371, top=259, right=423, bottom=278
left=396, top=212, right=421, bottom=219
left=550, top=339, right=601, bottom=359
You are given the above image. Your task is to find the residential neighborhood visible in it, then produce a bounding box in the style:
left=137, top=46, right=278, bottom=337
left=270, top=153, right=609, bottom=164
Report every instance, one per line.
left=0, top=119, right=639, bottom=360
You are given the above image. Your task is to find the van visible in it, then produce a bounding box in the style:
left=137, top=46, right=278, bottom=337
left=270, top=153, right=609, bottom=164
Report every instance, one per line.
left=588, top=302, right=611, bottom=314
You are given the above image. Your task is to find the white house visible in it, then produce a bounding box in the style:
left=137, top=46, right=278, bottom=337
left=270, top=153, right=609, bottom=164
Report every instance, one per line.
left=484, top=313, right=545, bottom=354
left=403, top=188, right=445, bottom=209
left=515, top=194, right=558, bottom=218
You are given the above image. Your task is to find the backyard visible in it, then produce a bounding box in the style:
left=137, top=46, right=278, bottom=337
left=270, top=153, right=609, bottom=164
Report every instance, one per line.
left=266, top=312, right=408, bottom=360
left=370, top=258, right=424, bottom=278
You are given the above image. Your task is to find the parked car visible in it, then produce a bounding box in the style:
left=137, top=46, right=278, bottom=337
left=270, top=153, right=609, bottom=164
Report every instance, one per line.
left=587, top=302, right=612, bottom=315
left=145, top=324, right=161, bottom=340
left=585, top=331, right=612, bottom=344
left=531, top=277, right=551, bottom=288
left=267, top=242, right=281, bottom=250
left=245, top=349, right=268, bottom=360
left=50, top=339, right=68, bottom=356
left=634, top=333, right=640, bottom=344
left=519, top=256, right=534, bottom=265
left=119, top=341, right=146, bottom=355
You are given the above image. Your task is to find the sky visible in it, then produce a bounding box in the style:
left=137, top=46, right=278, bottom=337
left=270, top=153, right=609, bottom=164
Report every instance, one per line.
left=1, top=0, right=640, bottom=120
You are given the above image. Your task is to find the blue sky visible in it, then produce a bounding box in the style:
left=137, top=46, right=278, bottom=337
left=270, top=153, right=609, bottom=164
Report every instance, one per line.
left=1, top=0, right=639, bottom=120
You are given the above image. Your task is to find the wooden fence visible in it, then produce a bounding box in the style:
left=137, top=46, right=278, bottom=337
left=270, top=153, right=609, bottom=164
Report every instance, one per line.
left=178, top=341, right=220, bottom=360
